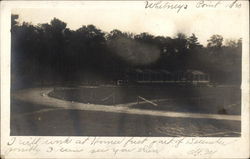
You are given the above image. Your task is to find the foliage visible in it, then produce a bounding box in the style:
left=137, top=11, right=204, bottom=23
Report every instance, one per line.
left=207, top=34, right=223, bottom=48
left=11, top=14, right=242, bottom=88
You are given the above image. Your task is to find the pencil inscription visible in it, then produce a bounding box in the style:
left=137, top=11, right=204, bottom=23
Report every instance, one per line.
left=4, top=137, right=237, bottom=156
left=145, top=1, right=188, bottom=12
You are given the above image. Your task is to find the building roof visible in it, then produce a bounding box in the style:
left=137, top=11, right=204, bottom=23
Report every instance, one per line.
left=134, top=69, right=171, bottom=74
left=133, top=69, right=207, bottom=75
left=186, top=70, right=206, bottom=75
left=159, top=69, right=171, bottom=74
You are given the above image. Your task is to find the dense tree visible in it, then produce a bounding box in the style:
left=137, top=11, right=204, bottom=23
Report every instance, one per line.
left=187, top=33, right=202, bottom=49
left=134, top=32, right=155, bottom=44
left=11, top=14, right=19, bottom=27
left=174, top=33, right=188, bottom=54
left=207, top=34, right=223, bottom=48
left=11, top=14, right=242, bottom=88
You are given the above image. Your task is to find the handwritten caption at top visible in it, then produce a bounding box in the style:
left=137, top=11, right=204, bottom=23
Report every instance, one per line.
left=145, top=0, right=242, bottom=13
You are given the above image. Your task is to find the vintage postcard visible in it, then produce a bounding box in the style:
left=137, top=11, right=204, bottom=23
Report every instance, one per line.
left=0, top=0, right=249, bottom=158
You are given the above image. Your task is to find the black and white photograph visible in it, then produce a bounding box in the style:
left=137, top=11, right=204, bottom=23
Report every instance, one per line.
left=10, top=3, right=243, bottom=137
left=1, top=1, right=249, bottom=158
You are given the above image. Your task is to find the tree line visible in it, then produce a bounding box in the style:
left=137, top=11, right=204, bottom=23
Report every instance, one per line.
left=11, top=14, right=242, bottom=88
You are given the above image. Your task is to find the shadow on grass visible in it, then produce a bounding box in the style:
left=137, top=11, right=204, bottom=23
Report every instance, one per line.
left=11, top=99, right=241, bottom=137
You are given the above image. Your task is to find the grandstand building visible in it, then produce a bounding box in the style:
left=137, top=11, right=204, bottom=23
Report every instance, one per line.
left=125, top=69, right=210, bottom=85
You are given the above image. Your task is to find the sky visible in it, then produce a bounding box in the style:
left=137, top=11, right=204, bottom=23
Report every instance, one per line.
left=12, top=1, right=246, bottom=45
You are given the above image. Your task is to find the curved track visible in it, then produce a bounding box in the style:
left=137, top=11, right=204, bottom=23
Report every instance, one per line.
left=12, top=87, right=241, bottom=121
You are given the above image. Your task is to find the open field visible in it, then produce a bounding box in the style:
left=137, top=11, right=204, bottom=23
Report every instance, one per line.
left=11, top=99, right=240, bottom=136
left=11, top=86, right=241, bottom=136
left=49, top=85, right=241, bottom=115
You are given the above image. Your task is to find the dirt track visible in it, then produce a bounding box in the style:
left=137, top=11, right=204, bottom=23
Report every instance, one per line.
left=12, top=87, right=241, bottom=121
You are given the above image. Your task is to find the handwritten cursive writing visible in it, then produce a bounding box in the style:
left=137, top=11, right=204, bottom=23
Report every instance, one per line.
left=4, top=136, right=239, bottom=157
left=196, top=0, right=221, bottom=8
left=188, top=147, right=217, bottom=157
left=145, top=1, right=188, bottom=13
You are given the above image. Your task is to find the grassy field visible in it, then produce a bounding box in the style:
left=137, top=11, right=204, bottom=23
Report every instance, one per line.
left=49, top=86, right=241, bottom=115
left=11, top=99, right=240, bottom=136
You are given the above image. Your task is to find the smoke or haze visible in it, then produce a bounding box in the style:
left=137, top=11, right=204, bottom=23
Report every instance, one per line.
left=108, top=37, right=160, bottom=65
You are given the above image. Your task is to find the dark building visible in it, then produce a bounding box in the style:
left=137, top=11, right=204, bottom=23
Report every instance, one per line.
left=121, top=69, right=210, bottom=85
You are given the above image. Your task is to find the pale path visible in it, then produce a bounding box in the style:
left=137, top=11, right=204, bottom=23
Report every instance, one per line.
left=12, top=88, right=241, bottom=121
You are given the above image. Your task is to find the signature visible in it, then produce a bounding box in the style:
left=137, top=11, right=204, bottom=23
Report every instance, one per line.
left=188, top=147, right=217, bottom=157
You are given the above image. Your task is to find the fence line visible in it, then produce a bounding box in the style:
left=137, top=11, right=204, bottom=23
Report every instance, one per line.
left=138, top=96, right=158, bottom=106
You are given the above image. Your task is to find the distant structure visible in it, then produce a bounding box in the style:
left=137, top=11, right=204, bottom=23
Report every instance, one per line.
left=123, top=69, right=210, bottom=86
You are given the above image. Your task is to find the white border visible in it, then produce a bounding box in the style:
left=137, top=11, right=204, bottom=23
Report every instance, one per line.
left=1, top=1, right=249, bottom=159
